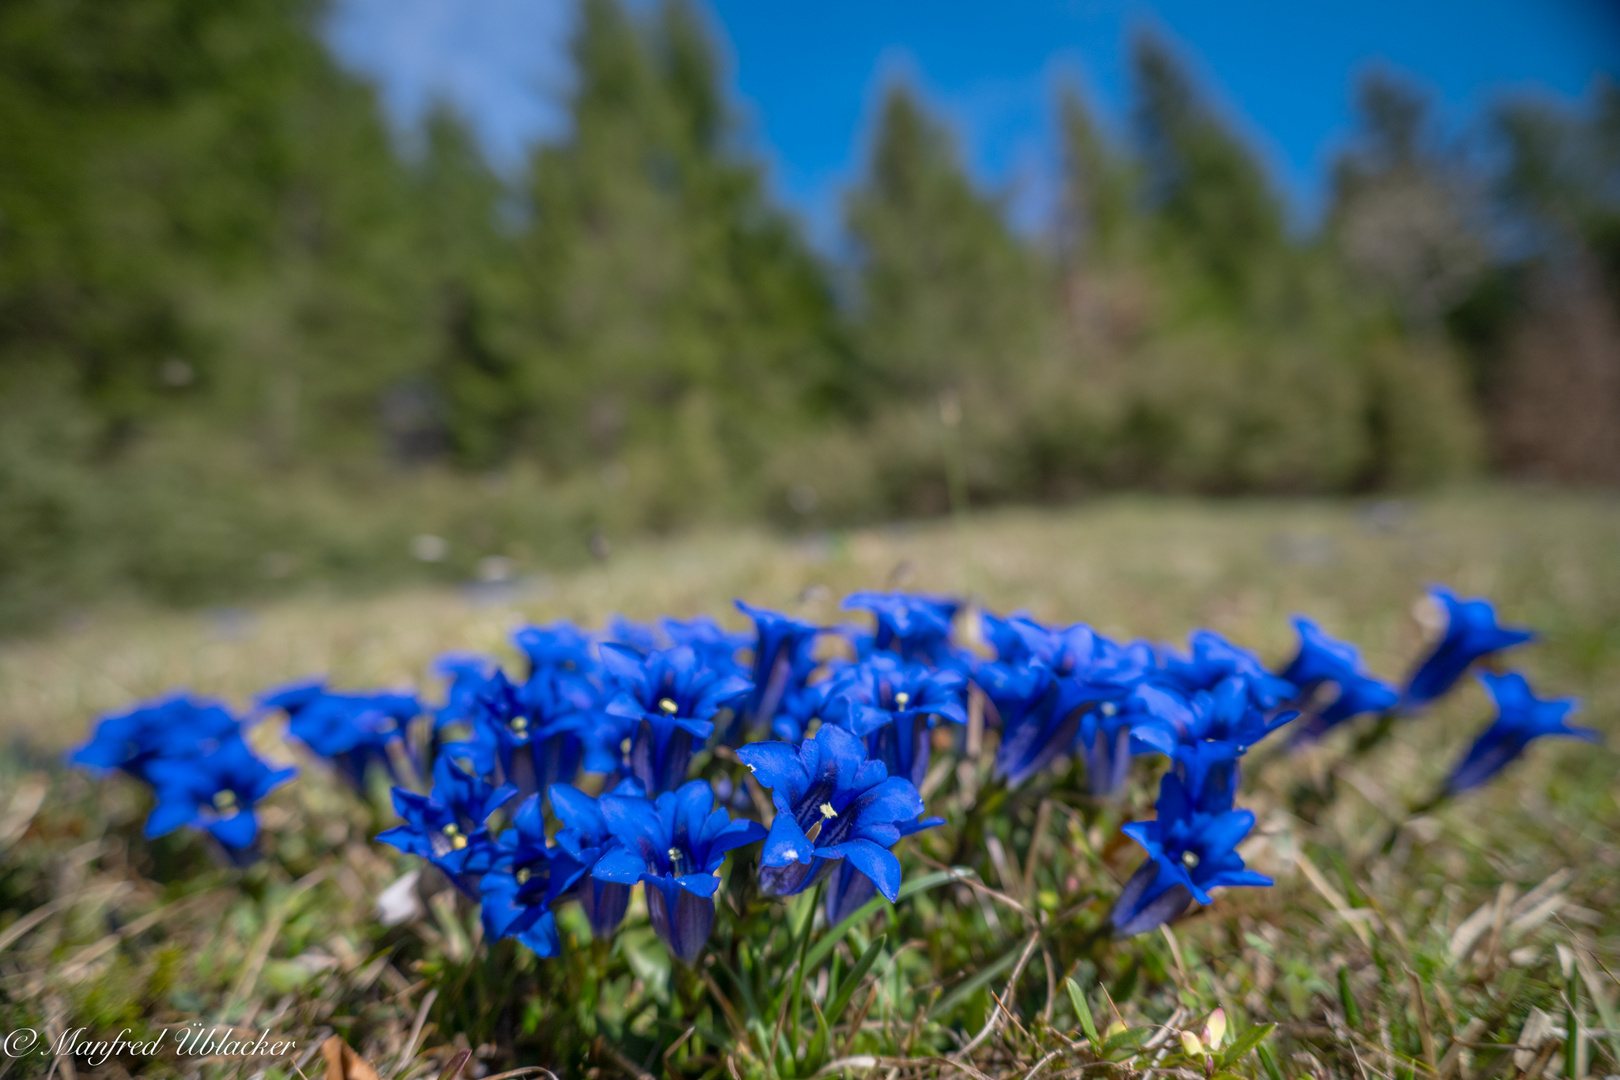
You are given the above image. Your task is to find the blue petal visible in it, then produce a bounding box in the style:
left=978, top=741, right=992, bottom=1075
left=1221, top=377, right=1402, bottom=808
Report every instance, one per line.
left=207, top=812, right=259, bottom=850
left=600, top=794, right=667, bottom=859
left=145, top=800, right=197, bottom=839
left=825, top=837, right=903, bottom=902
left=762, top=813, right=815, bottom=867
left=599, top=643, right=650, bottom=685
left=676, top=873, right=721, bottom=898
left=848, top=777, right=925, bottom=826
left=591, top=847, right=648, bottom=884
left=736, top=741, right=807, bottom=804
left=548, top=784, right=604, bottom=836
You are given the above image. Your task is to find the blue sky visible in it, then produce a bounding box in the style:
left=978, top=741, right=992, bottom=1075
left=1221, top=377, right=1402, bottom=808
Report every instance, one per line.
left=327, top=0, right=1620, bottom=239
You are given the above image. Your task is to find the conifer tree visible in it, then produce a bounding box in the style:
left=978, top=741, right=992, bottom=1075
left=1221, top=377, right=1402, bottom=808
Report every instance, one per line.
left=1131, top=33, right=1285, bottom=306
left=845, top=82, right=1038, bottom=400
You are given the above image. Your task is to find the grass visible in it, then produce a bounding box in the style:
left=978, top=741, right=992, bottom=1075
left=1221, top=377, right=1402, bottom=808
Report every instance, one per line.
left=1, top=487, right=1618, bottom=1079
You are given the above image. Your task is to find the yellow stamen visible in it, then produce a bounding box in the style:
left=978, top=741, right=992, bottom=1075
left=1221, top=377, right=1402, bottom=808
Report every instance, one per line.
left=451, top=835, right=468, bottom=850
left=658, top=698, right=679, bottom=714
left=515, top=867, right=531, bottom=884
left=442, top=823, right=461, bottom=837
left=213, top=790, right=237, bottom=811
left=894, top=691, right=911, bottom=708
left=819, top=802, right=838, bottom=820
left=1181, top=850, right=1200, bottom=869
left=510, top=716, right=528, bottom=732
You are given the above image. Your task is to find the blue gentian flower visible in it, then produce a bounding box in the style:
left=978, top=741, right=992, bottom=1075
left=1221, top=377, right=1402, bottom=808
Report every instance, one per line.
left=432, top=654, right=495, bottom=731
left=974, top=616, right=1124, bottom=725
left=143, top=736, right=297, bottom=851
left=1279, top=618, right=1363, bottom=691
left=842, top=591, right=959, bottom=664
left=735, top=601, right=822, bottom=737
left=769, top=674, right=836, bottom=743
left=1446, top=672, right=1597, bottom=794
left=512, top=622, right=598, bottom=675
left=1160, top=630, right=1297, bottom=710
left=1279, top=618, right=1399, bottom=742
left=477, top=792, right=575, bottom=957
left=1110, top=741, right=1271, bottom=937
left=1128, top=679, right=1294, bottom=758
left=377, top=757, right=517, bottom=893
left=71, top=693, right=241, bottom=777
left=591, top=781, right=766, bottom=962
left=261, top=682, right=420, bottom=789
left=600, top=645, right=752, bottom=793
left=823, top=654, right=967, bottom=786
left=549, top=779, right=644, bottom=938
left=441, top=670, right=585, bottom=801
left=737, top=725, right=938, bottom=922
left=1312, top=672, right=1399, bottom=733
left=994, top=671, right=1128, bottom=788
left=606, top=616, right=664, bottom=656
left=1402, top=588, right=1534, bottom=710
left=662, top=615, right=751, bottom=676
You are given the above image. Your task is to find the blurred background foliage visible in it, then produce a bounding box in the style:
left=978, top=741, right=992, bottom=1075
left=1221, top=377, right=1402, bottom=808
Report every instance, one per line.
left=2, top=0, right=1618, bottom=634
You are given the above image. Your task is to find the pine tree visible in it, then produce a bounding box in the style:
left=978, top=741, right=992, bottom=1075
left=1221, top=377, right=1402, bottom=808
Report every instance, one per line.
left=1131, top=33, right=1285, bottom=307
left=517, top=0, right=844, bottom=505
left=844, top=82, right=1038, bottom=400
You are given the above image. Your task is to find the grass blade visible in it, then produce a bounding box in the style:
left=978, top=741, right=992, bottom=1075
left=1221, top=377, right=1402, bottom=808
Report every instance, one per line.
left=1065, top=977, right=1100, bottom=1045
left=824, top=935, right=886, bottom=1030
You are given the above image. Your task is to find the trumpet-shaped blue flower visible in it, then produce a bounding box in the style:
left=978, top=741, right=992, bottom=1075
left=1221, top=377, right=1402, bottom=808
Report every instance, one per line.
left=1403, top=588, right=1534, bottom=710
left=1128, top=679, right=1295, bottom=758
left=260, top=682, right=420, bottom=789
left=600, top=645, right=752, bottom=793
left=993, top=671, right=1128, bottom=788
left=591, top=781, right=765, bottom=962
left=842, top=591, right=959, bottom=665
left=1279, top=618, right=1363, bottom=691
left=478, top=793, right=576, bottom=957
left=1313, top=672, right=1399, bottom=732
left=71, top=693, right=241, bottom=777
left=1278, top=619, right=1398, bottom=742
left=548, top=779, right=644, bottom=938
left=512, top=622, right=599, bottom=676
left=378, top=757, right=517, bottom=893
left=1160, top=630, right=1297, bottom=711
left=662, top=615, right=751, bottom=676
left=441, top=670, right=585, bottom=801
left=823, top=654, right=967, bottom=786
left=735, top=601, right=822, bottom=736
left=1110, top=741, right=1271, bottom=937
left=606, top=615, right=663, bottom=655
left=143, top=735, right=296, bottom=851
left=432, top=654, right=495, bottom=730
left=737, top=725, right=938, bottom=921
left=769, top=675, right=836, bottom=743
left=1446, top=672, right=1597, bottom=794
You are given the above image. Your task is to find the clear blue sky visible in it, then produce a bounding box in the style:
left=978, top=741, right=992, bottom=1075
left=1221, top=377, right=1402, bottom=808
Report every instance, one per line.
left=327, top=0, right=1620, bottom=239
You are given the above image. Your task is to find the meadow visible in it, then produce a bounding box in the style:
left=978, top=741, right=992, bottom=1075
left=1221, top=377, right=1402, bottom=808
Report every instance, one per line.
left=1, top=488, right=1617, bottom=1079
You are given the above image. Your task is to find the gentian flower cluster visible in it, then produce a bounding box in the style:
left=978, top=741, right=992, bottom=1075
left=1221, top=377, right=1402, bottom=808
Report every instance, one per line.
left=71, top=582, right=1591, bottom=959
left=71, top=693, right=294, bottom=851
